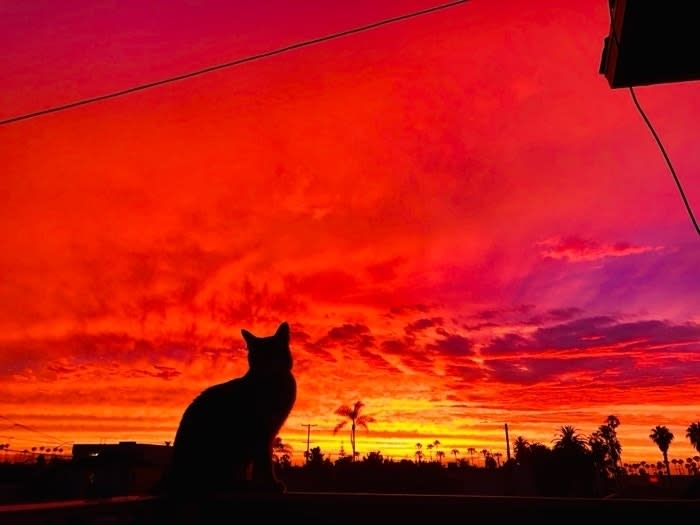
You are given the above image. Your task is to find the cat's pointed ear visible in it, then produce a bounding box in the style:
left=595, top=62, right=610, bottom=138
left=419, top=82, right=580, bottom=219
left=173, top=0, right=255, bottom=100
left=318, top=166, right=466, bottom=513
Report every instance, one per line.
left=241, top=329, right=256, bottom=348
left=275, top=322, right=290, bottom=344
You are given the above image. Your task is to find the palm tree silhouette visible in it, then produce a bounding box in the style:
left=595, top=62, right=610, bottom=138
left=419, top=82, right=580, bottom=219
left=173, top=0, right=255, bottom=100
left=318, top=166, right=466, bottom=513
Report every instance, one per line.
left=602, top=415, right=622, bottom=471
left=552, top=425, right=588, bottom=453
left=451, top=448, right=459, bottom=463
left=493, top=451, right=503, bottom=467
left=513, top=436, right=529, bottom=462
left=436, top=450, right=445, bottom=464
left=467, top=447, right=476, bottom=466
left=649, top=425, right=674, bottom=477
left=415, top=443, right=423, bottom=464
left=480, top=449, right=490, bottom=467
left=333, top=401, right=375, bottom=461
left=686, top=421, right=700, bottom=454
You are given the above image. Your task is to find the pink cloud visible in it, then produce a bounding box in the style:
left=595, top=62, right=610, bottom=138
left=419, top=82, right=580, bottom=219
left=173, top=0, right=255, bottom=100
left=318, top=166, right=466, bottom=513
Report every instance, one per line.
left=537, top=236, right=662, bottom=262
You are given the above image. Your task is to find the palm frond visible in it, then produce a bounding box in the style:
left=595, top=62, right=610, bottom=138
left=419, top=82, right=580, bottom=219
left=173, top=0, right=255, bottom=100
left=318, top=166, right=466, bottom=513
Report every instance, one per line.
left=352, top=400, right=365, bottom=416
left=356, top=415, right=375, bottom=430
left=335, top=405, right=353, bottom=417
left=333, top=420, right=348, bottom=434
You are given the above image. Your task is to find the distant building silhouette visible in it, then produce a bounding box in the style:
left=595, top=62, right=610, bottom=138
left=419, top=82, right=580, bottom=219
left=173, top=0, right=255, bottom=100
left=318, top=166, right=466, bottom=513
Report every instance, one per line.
left=72, top=441, right=172, bottom=497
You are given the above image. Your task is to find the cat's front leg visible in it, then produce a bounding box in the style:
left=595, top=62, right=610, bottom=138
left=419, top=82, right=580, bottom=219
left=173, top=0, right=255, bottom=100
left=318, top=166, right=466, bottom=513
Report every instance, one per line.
left=251, top=442, right=286, bottom=493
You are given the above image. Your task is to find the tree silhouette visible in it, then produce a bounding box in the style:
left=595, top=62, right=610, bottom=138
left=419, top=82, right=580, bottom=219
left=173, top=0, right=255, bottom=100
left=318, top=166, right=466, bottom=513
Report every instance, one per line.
left=552, top=425, right=588, bottom=454
left=649, top=425, right=674, bottom=477
left=601, top=415, right=622, bottom=474
left=436, top=450, right=445, bottom=464
left=686, top=421, right=700, bottom=454
left=513, top=436, right=529, bottom=463
left=493, top=451, right=503, bottom=467
left=415, top=443, right=423, bottom=464
left=552, top=425, right=592, bottom=494
left=451, top=448, right=459, bottom=462
left=333, top=401, right=375, bottom=461
left=272, top=436, right=293, bottom=463
left=307, top=446, right=325, bottom=467
left=467, top=447, right=476, bottom=466
left=363, top=450, right=384, bottom=465
left=483, top=451, right=497, bottom=469
left=480, top=449, right=490, bottom=467
left=588, top=431, right=609, bottom=479
left=589, top=417, right=622, bottom=481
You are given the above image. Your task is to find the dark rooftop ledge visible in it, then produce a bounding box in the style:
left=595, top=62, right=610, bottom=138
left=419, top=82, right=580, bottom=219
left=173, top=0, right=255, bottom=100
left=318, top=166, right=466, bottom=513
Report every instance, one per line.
left=2, top=492, right=699, bottom=524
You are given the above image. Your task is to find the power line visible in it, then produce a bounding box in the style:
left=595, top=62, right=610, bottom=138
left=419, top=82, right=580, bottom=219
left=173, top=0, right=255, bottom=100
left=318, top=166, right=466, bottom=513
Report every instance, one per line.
left=0, top=0, right=469, bottom=126
left=0, top=415, right=65, bottom=444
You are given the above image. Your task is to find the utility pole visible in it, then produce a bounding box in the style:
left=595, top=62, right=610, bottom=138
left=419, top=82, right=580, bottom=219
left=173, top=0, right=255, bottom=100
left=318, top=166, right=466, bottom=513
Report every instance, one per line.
left=301, top=424, right=317, bottom=462
left=504, top=423, right=511, bottom=462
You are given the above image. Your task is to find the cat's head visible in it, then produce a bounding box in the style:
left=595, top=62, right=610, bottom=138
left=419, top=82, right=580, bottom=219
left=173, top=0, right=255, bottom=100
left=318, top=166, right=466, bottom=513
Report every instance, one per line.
left=241, top=322, right=293, bottom=373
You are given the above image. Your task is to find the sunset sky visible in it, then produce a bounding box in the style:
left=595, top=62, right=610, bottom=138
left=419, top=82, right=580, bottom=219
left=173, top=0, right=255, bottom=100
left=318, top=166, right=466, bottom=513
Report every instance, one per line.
left=1, top=0, right=699, bottom=466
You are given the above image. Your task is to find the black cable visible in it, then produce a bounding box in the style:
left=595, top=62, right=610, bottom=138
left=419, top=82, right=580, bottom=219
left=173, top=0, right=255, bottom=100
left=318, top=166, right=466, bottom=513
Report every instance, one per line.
left=0, top=0, right=469, bottom=126
left=628, top=87, right=700, bottom=235
left=607, top=2, right=699, bottom=236
left=0, top=415, right=65, bottom=444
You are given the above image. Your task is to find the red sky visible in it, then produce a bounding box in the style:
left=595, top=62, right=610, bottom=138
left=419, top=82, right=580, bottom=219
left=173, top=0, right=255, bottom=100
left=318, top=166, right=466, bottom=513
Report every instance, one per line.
left=1, top=0, right=699, bottom=465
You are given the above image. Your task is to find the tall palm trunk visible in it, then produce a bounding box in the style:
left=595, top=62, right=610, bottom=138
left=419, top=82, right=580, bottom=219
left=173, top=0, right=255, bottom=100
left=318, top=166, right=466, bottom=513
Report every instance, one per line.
left=663, top=451, right=671, bottom=477
left=351, top=421, right=356, bottom=461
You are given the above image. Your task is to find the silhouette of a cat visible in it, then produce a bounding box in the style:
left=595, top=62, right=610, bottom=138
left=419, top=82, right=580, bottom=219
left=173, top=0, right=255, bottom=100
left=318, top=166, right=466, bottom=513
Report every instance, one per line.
left=164, top=321, right=296, bottom=496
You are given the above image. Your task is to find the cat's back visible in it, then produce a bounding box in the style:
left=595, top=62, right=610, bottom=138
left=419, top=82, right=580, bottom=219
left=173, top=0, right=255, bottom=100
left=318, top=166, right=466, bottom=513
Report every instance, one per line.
left=184, top=376, right=246, bottom=414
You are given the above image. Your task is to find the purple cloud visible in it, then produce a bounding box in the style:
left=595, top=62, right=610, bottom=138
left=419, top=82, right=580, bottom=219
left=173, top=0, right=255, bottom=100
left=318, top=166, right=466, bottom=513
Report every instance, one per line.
left=484, top=355, right=636, bottom=385
left=427, top=332, right=474, bottom=357
left=405, top=317, right=444, bottom=334
left=484, top=316, right=700, bottom=354
left=310, top=323, right=376, bottom=357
